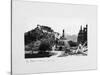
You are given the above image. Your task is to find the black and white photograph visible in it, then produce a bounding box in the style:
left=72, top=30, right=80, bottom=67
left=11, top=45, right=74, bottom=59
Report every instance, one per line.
left=12, top=0, right=97, bottom=74
left=25, top=23, right=88, bottom=58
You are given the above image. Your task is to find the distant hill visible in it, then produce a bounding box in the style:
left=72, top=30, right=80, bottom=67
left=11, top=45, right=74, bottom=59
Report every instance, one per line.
left=65, top=34, right=78, bottom=42
left=25, top=25, right=55, bottom=45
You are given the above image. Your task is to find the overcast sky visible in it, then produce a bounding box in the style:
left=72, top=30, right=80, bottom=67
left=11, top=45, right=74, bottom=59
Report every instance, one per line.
left=25, top=17, right=86, bottom=35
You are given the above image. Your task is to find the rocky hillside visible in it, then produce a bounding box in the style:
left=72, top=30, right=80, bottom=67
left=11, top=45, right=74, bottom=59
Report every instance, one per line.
left=65, top=34, right=78, bottom=42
